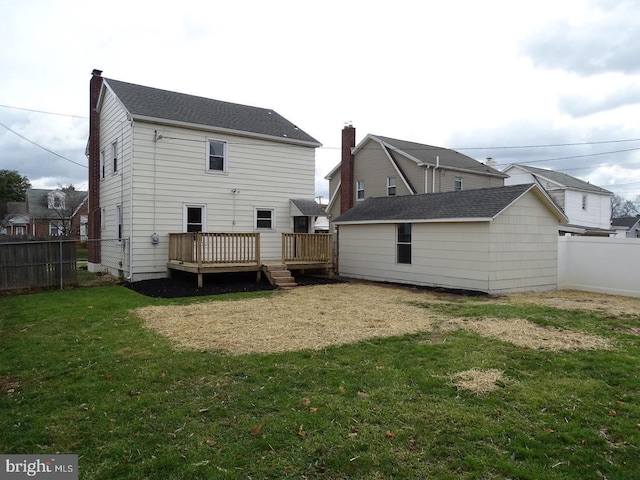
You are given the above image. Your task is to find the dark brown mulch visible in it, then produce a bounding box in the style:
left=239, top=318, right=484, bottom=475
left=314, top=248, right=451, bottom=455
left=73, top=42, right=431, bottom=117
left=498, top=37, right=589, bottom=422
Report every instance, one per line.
left=125, top=270, right=343, bottom=298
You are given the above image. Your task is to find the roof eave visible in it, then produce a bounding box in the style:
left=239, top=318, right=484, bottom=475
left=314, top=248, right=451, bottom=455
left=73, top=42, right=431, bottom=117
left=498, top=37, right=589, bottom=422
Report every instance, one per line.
left=131, top=114, right=322, bottom=148
left=334, top=217, right=493, bottom=226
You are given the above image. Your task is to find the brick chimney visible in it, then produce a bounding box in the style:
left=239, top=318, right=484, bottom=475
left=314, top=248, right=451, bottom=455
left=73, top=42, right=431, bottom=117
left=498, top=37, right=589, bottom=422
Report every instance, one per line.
left=88, top=69, right=103, bottom=264
left=340, top=124, right=356, bottom=214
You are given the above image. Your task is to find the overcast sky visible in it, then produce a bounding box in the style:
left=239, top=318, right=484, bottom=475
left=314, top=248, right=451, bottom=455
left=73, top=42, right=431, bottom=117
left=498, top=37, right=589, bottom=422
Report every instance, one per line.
left=1, top=0, right=639, bottom=201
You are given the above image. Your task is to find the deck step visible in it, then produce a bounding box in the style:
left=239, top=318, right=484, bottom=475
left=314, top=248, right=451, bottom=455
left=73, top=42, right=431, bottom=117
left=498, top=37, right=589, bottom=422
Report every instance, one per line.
left=263, top=263, right=297, bottom=289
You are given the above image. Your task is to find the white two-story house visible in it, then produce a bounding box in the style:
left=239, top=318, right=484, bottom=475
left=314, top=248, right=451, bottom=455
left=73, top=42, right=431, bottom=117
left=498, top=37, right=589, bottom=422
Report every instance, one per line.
left=87, top=70, right=326, bottom=284
left=502, top=164, right=613, bottom=236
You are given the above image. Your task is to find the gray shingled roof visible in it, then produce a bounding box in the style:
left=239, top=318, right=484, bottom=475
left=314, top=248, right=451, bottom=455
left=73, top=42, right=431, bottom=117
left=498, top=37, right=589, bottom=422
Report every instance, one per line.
left=333, top=184, right=541, bottom=223
left=104, top=78, right=320, bottom=146
left=26, top=189, right=88, bottom=218
left=612, top=216, right=640, bottom=228
left=373, top=135, right=506, bottom=177
left=512, top=164, right=612, bottom=194
left=290, top=199, right=327, bottom=216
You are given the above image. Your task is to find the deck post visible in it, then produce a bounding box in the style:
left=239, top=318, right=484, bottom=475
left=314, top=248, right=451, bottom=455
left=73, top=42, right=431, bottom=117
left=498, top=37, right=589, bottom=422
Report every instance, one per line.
left=198, top=273, right=203, bottom=288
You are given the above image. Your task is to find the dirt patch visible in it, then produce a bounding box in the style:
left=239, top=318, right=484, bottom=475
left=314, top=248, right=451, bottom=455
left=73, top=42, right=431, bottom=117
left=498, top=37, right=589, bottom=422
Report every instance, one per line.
left=135, top=283, right=441, bottom=354
left=441, top=318, right=612, bottom=351
left=133, top=284, right=617, bottom=355
left=452, top=369, right=508, bottom=396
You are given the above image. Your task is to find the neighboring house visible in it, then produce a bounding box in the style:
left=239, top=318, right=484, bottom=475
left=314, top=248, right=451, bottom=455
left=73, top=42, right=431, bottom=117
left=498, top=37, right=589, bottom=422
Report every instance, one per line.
left=325, top=125, right=507, bottom=223
left=612, top=216, right=640, bottom=238
left=0, top=202, right=28, bottom=235
left=25, top=189, right=88, bottom=238
left=333, top=184, right=568, bottom=294
left=0, top=190, right=87, bottom=238
left=87, top=70, right=323, bottom=282
left=502, top=164, right=613, bottom=236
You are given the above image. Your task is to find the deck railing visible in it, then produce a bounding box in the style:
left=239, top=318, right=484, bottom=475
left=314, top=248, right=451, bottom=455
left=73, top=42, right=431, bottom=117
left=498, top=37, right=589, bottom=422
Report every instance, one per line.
left=282, top=233, right=333, bottom=263
left=168, top=232, right=261, bottom=266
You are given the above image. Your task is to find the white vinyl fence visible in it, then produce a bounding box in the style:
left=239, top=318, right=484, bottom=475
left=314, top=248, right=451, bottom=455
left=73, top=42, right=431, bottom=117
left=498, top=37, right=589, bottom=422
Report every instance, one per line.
left=558, top=235, right=640, bottom=298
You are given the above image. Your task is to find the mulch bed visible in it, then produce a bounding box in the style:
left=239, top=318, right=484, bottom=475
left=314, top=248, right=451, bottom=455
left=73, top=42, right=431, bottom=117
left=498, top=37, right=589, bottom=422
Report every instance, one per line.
left=125, top=270, right=343, bottom=298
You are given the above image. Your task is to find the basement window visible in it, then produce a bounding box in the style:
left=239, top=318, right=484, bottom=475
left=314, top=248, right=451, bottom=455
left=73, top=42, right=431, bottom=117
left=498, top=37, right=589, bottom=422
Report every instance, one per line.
left=397, top=223, right=412, bottom=264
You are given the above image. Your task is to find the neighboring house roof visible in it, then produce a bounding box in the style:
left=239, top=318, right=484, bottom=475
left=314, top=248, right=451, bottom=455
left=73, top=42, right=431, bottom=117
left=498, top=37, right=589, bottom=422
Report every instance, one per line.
left=505, top=164, right=613, bottom=195
left=325, top=134, right=506, bottom=179
left=1, top=202, right=28, bottom=227
left=333, top=184, right=567, bottom=224
left=103, top=78, right=321, bottom=147
left=290, top=199, right=327, bottom=217
left=26, top=189, right=88, bottom=218
left=612, top=216, right=640, bottom=228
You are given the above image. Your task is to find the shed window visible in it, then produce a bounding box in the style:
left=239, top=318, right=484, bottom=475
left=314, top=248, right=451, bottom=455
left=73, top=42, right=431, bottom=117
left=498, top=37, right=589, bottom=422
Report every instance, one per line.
left=356, top=180, right=365, bottom=200
left=387, top=177, right=397, bottom=196
left=397, top=223, right=412, bottom=264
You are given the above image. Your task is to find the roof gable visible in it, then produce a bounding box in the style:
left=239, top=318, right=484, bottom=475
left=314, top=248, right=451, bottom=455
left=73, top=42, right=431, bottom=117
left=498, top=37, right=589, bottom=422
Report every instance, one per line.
left=103, top=78, right=320, bottom=146
left=333, top=184, right=567, bottom=224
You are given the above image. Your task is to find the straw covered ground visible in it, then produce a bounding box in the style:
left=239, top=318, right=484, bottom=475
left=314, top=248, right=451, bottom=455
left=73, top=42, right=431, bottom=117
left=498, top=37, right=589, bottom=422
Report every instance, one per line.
left=134, top=283, right=636, bottom=355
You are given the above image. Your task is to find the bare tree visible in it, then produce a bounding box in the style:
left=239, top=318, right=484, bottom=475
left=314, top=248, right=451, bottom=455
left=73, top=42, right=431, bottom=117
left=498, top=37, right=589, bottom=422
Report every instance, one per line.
left=611, top=194, right=640, bottom=218
left=45, top=185, right=87, bottom=237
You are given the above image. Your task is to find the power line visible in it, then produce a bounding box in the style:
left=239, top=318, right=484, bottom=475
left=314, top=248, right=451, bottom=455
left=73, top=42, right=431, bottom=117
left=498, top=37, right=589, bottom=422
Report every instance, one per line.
left=0, top=120, right=87, bottom=168
left=0, top=103, right=87, bottom=120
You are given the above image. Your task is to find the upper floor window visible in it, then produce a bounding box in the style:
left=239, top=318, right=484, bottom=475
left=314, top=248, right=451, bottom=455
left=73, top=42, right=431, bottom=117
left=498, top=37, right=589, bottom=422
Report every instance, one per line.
left=100, top=150, right=105, bottom=179
left=582, top=194, right=588, bottom=210
left=255, top=208, right=275, bottom=230
left=47, top=191, right=65, bottom=210
left=356, top=180, right=365, bottom=200
left=112, top=141, right=118, bottom=174
left=387, top=177, right=397, bottom=196
left=454, top=177, right=463, bottom=191
left=207, top=140, right=227, bottom=172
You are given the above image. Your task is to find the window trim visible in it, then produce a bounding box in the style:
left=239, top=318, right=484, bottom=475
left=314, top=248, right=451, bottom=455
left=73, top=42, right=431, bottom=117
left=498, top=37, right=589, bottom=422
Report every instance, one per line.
left=356, top=180, right=365, bottom=200
left=255, top=207, right=275, bottom=231
left=183, top=204, right=206, bottom=232
left=206, top=139, right=228, bottom=174
left=396, top=223, right=412, bottom=265
left=387, top=177, right=397, bottom=196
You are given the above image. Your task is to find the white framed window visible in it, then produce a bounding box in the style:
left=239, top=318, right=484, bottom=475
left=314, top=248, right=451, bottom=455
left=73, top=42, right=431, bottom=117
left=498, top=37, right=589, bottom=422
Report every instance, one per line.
left=387, top=177, right=397, bottom=196
left=255, top=208, right=275, bottom=230
left=15, top=226, right=25, bottom=235
left=582, top=194, right=588, bottom=210
left=116, top=205, right=123, bottom=239
left=112, top=141, right=118, bottom=174
left=454, top=177, right=463, bottom=191
left=397, top=223, right=412, bottom=265
left=184, top=204, right=206, bottom=232
left=100, top=208, right=105, bottom=230
left=207, top=139, right=227, bottom=173
left=356, top=180, right=365, bottom=200
left=100, top=150, right=105, bottom=179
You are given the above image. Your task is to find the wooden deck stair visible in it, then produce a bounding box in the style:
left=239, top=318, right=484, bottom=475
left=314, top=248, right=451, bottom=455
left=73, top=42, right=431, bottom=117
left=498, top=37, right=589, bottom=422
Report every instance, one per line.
left=263, top=263, right=297, bottom=289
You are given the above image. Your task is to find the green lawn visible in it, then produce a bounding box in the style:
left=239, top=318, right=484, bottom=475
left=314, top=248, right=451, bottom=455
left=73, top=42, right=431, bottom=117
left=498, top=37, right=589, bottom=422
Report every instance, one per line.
left=1, top=285, right=639, bottom=479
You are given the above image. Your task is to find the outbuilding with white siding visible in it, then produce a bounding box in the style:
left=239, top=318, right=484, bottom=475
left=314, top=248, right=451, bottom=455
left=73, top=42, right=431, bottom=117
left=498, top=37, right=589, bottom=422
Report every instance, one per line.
left=332, top=184, right=568, bottom=294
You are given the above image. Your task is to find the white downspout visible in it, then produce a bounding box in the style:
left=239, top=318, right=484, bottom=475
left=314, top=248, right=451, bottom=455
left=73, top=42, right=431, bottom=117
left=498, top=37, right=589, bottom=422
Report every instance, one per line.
left=432, top=155, right=439, bottom=193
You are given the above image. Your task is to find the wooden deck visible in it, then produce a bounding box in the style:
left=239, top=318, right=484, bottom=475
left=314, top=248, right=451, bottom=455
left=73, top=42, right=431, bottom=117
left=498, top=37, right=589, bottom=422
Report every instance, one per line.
left=167, top=232, right=333, bottom=287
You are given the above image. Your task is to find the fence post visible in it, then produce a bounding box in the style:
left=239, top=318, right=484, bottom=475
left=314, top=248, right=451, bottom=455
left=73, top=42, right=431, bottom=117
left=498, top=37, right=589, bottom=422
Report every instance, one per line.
left=59, top=239, right=64, bottom=290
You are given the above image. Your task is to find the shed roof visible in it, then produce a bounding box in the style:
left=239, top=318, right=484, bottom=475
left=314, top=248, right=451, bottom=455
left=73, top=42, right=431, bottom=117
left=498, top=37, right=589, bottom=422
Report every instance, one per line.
left=333, top=184, right=567, bottom=224
left=506, top=164, right=613, bottom=195
left=103, top=78, right=320, bottom=147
